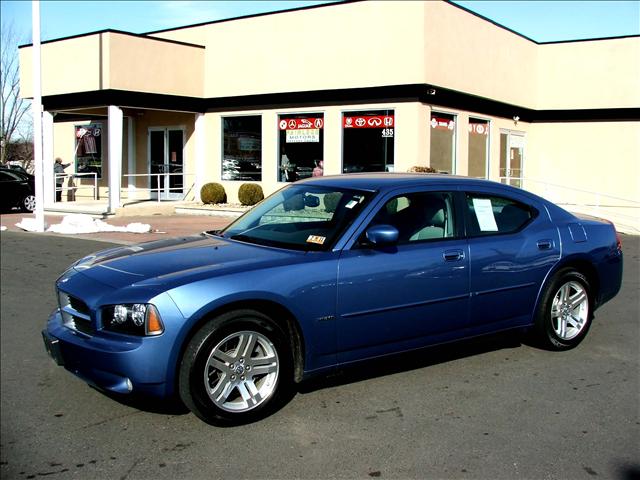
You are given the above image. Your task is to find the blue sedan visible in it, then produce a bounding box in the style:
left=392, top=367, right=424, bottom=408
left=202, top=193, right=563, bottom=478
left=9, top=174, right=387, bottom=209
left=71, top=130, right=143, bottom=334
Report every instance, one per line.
left=42, top=174, right=623, bottom=425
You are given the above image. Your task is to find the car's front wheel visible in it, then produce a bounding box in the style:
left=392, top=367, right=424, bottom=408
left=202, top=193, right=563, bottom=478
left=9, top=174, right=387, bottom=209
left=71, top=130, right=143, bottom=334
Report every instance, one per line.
left=21, top=194, right=36, bottom=212
left=178, top=310, right=292, bottom=426
left=533, top=268, right=593, bottom=350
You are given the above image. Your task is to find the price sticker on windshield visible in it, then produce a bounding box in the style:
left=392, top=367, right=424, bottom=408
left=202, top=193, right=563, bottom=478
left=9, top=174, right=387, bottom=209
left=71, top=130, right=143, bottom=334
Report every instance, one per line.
left=306, top=235, right=326, bottom=245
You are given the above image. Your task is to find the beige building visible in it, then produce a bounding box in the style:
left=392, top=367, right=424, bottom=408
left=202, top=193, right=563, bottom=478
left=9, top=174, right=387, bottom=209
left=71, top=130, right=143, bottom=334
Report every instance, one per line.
left=19, top=0, right=640, bottom=231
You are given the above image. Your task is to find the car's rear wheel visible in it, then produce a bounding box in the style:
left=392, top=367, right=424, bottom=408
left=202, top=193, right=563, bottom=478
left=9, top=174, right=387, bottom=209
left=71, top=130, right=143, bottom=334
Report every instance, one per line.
left=178, top=310, right=292, bottom=426
left=533, top=268, right=593, bottom=350
left=21, top=194, right=36, bottom=212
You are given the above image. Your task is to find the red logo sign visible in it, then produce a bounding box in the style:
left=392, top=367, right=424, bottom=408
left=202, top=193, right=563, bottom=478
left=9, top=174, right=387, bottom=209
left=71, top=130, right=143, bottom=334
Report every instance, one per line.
left=468, top=122, right=488, bottom=135
left=430, top=117, right=455, bottom=130
left=279, top=118, right=324, bottom=130
left=343, top=115, right=395, bottom=129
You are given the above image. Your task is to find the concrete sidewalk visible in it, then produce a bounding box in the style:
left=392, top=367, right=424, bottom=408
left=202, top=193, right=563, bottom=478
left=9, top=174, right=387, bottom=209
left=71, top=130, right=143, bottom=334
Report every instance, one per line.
left=0, top=211, right=235, bottom=245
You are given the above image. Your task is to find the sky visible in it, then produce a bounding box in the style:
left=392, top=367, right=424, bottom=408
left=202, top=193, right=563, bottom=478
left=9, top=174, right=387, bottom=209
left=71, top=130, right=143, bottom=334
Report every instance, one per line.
left=1, top=0, right=639, bottom=45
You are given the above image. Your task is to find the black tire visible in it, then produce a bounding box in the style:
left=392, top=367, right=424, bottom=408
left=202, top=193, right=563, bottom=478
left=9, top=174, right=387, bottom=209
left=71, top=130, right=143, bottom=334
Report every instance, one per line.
left=532, top=268, right=593, bottom=350
left=178, top=309, right=293, bottom=426
left=21, top=194, right=36, bottom=212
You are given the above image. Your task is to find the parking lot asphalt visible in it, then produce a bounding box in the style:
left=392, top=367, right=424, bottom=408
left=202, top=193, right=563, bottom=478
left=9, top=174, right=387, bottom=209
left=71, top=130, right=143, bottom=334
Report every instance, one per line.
left=0, top=229, right=638, bottom=480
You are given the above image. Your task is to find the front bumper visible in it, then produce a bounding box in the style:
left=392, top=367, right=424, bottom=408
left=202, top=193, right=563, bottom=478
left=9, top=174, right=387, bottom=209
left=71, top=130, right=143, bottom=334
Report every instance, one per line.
left=43, top=309, right=171, bottom=397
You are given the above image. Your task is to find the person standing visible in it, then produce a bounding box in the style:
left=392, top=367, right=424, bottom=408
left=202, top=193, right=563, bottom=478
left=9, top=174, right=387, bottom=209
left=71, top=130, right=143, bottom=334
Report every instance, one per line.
left=54, top=157, right=70, bottom=202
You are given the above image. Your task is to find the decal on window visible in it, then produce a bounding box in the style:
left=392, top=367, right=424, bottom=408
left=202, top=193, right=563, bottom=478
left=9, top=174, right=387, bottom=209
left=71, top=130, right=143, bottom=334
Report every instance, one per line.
left=306, top=235, right=326, bottom=245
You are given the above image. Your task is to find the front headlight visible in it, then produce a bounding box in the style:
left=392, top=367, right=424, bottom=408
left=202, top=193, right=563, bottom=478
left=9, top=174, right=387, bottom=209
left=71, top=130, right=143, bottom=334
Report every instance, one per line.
left=102, top=304, right=164, bottom=336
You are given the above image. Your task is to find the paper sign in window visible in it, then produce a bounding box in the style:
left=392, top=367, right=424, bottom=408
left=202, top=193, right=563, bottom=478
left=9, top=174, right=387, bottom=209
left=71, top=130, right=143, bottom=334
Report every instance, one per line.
left=472, top=198, right=498, bottom=231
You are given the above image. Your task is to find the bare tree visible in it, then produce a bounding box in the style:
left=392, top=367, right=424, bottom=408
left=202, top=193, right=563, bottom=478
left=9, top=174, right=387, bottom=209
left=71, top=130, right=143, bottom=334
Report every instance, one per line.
left=1, top=21, right=32, bottom=167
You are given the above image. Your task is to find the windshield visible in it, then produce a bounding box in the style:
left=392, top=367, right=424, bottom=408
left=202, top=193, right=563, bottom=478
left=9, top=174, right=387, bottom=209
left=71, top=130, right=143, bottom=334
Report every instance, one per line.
left=221, top=184, right=373, bottom=251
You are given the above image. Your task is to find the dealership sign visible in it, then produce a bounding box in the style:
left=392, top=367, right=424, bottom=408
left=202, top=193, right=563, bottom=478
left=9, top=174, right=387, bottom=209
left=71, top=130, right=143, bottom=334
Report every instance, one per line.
left=279, top=118, right=324, bottom=130
left=343, top=115, right=394, bottom=128
left=286, top=129, right=320, bottom=143
left=431, top=117, right=455, bottom=130
left=280, top=117, right=323, bottom=143
left=468, top=122, right=489, bottom=135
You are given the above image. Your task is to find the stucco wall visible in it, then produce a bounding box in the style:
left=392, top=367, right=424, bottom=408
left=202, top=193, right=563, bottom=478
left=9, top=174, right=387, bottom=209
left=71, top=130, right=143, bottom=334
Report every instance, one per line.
left=199, top=1, right=427, bottom=98
left=526, top=121, right=640, bottom=231
left=423, top=2, right=539, bottom=109
left=20, top=35, right=102, bottom=97
left=537, top=37, right=640, bottom=110
left=106, top=33, right=204, bottom=97
left=20, top=32, right=204, bottom=99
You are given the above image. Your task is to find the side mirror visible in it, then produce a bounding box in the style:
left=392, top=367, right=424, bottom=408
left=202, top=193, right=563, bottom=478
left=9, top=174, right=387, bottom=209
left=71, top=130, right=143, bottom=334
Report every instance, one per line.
left=365, top=224, right=399, bottom=246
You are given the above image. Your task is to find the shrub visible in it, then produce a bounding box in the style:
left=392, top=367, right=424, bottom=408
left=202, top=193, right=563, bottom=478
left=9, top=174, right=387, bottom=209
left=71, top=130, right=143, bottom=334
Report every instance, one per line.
left=238, top=183, right=264, bottom=206
left=200, top=182, right=226, bottom=204
left=408, top=165, right=437, bottom=173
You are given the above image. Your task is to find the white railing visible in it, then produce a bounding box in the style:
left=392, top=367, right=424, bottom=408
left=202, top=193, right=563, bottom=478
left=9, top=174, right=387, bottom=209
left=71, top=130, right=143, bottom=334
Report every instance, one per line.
left=55, top=172, right=98, bottom=200
left=122, top=172, right=196, bottom=202
left=500, top=176, right=640, bottom=234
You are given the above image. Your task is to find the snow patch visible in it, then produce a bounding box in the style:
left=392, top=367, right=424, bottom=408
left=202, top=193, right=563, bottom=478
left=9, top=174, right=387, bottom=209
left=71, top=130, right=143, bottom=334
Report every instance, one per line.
left=15, top=218, right=49, bottom=232
left=16, top=214, right=151, bottom=235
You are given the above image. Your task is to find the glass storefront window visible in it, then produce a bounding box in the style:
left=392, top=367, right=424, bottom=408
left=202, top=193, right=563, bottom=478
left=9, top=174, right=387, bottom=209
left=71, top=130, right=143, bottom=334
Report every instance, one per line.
left=429, top=112, right=456, bottom=174
left=222, top=116, right=262, bottom=181
left=468, top=118, right=489, bottom=178
left=278, top=113, right=324, bottom=182
left=75, top=124, right=103, bottom=178
left=342, top=110, right=394, bottom=173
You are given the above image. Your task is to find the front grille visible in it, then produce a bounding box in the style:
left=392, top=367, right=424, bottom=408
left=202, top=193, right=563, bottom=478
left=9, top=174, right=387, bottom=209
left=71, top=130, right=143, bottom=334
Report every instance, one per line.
left=58, top=290, right=94, bottom=335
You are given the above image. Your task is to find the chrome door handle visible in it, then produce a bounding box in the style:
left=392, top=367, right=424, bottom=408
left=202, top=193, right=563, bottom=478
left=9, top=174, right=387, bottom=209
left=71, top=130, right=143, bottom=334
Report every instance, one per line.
left=537, top=240, right=553, bottom=250
left=443, top=250, right=465, bottom=261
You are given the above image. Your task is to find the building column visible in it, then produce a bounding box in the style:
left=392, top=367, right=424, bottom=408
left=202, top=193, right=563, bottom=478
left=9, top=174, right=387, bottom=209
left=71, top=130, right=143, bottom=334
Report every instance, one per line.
left=42, top=111, right=55, bottom=205
left=194, top=113, right=205, bottom=202
left=108, top=105, right=123, bottom=213
left=127, top=116, right=136, bottom=198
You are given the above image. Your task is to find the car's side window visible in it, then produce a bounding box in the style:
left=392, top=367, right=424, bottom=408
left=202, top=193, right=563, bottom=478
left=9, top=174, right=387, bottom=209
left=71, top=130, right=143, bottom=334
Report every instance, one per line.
left=362, top=191, right=456, bottom=245
left=465, top=193, right=535, bottom=236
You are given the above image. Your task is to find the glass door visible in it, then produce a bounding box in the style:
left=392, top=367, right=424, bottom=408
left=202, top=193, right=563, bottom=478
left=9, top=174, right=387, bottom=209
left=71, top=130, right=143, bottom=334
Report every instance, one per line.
left=148, top=127, right=184, bottom=200
left=499, top=131, right=525, bottom=187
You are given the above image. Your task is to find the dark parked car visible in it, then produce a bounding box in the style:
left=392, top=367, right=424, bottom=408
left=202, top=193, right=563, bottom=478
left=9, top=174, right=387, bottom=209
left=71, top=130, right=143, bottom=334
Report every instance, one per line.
left=42, top=174, right=623, bottom=425
left=0, top=166, right=36, bottom=212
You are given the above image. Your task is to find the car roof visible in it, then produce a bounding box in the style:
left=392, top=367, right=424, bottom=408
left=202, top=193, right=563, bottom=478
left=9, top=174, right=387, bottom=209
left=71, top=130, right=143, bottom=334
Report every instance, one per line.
left=297, top=173, right=508, bottom=192
left=0, top=166, right=33, bottom=179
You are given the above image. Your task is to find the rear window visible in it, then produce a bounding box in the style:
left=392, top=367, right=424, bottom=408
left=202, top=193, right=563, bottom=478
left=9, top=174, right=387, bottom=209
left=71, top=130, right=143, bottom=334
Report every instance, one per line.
left=465, top=193, right=535, bottom=236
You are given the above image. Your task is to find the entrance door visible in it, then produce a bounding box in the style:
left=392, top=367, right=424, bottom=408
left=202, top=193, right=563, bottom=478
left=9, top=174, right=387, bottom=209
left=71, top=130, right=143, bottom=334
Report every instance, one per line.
left=499, top=131, right=525, bottom=188
left=149, top=127, right=184, bottom=200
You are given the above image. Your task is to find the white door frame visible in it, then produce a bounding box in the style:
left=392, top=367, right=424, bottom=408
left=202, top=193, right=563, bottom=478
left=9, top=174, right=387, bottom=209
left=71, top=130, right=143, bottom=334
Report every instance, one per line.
left=147, top=125, right=186, bottom=200
left=500, top=129, right=526, bottom=187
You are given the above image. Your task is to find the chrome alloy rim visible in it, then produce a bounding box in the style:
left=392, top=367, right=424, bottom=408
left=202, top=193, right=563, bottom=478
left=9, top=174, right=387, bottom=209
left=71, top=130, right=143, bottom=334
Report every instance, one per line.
left=24, top=195, right=36, bottom=212
left=551, top=281, right=589, bottom=341
left=204, top=331, right=279, bottom=413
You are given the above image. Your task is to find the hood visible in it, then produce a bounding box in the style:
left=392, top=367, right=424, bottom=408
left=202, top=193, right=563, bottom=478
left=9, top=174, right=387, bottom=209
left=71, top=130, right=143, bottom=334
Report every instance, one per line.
left=73, top=234, right=302, bottom=289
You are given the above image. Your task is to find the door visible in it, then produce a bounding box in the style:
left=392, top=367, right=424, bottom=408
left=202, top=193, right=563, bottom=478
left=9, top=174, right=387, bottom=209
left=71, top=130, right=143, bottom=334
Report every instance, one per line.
left=149, top=127, right=184, bottom=200
left=500, top=131, right=525, bottom=187
left=336, top=190, right=469, bottom=364
left=464, top=189, right=560, bottom=329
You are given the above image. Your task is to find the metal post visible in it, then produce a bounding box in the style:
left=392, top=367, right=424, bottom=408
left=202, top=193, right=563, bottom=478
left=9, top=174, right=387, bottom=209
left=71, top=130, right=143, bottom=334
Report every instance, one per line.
left=31, top=0, right=45, bottom=231
left=107, top=105, right=123, bottom=213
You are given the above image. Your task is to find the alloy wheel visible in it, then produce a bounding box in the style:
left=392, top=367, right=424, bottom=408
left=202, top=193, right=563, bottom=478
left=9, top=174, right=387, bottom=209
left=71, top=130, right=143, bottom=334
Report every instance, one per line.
left=203, top=330, right=279, bottom=413
left=550, top=280, right=589, bottom=341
